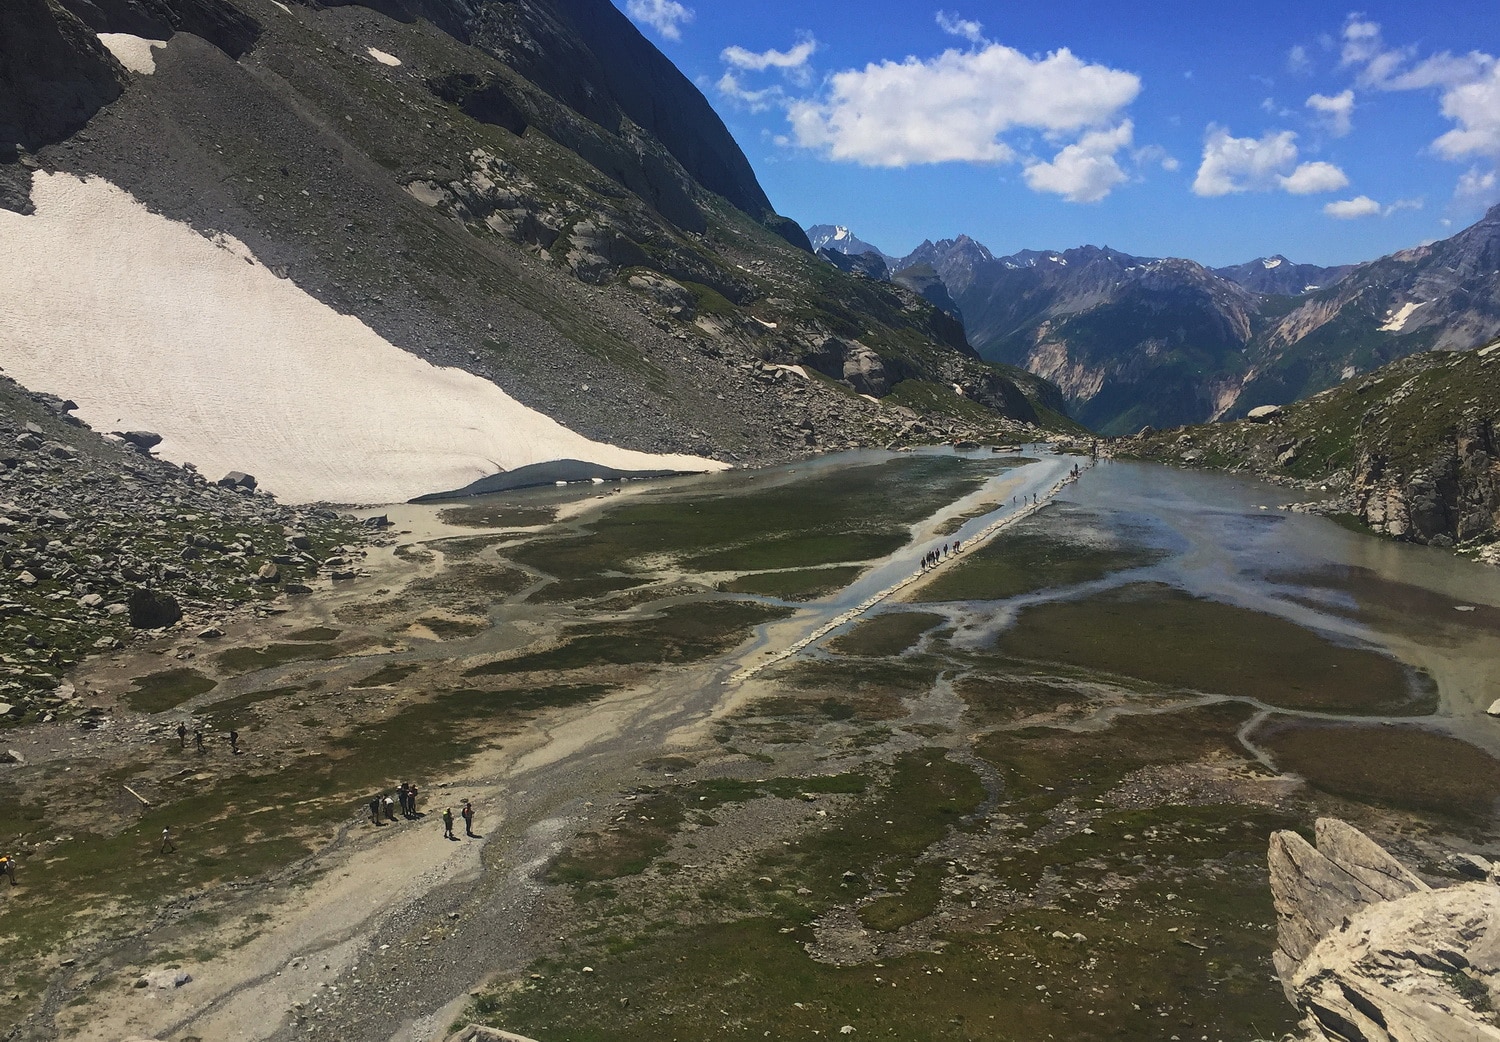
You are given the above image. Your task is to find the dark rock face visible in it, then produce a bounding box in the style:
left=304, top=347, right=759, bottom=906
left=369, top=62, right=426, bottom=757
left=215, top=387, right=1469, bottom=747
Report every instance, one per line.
left=427, top=72, right=528, bottom=136
left=892, top=262, right=962, bottom=322
left=1212, top=256, right=1352, bottom=296
left=126, top=587, right=182, bottom=628
left=54, top=0, right=262, bottom=59
left=0, top=0, right=124, bottom=157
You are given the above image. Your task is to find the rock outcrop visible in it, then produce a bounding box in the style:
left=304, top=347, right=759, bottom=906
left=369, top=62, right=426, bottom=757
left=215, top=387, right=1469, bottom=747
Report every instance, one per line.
left=1270, top=818, right=1500, bottom=1042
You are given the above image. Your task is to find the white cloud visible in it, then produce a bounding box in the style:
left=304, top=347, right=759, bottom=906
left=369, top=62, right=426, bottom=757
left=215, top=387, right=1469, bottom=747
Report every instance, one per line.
left=1193, top=126, right=1347, bottom=197
left=1287, top=44, right=1312, bottom=75
left=936, top=11, right=987, bottom=46
left=787, top=43, right=1140, bottom=168
left=1456, top=166, right=1498, bottom=202
left=1324, top=195, right=1381, bottom=218
left=1306, top=89, right=1354, bottom=136
left=1192, top=126, right=1297, bottom=195
left=1023, top=121, right=1133, bottom=203
left=721, top=37, right=817, bottom=74
left=1432, top=63, right=1500, bottom=159
left=1280, top=160, right=1349, bottom=194
left=625, top=0, right=693, bottom=41
left=717, top=71, right=783, bottom=113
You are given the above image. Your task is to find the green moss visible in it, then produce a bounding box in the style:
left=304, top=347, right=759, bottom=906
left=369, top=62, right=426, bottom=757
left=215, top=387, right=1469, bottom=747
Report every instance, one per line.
left=1255, top=720, right=1500, bottom=826
left=122, top=669, right=217, bottom=713
left=720, top=566, right=866, bottom=601
left=828, top=611, right=945, bottom=657
left=216, top=643, right=341, bottom=674
left=994, top=583, right=1436, bottom=715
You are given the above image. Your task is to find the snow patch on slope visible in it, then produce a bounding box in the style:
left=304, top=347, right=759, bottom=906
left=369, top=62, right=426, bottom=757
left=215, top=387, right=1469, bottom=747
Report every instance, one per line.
left=1379, top=300, right=1427, bottom=332
left=0, top=173, right=727, bottom=504
left=367, top=47, right=402, bottom=67
left=97, top=34, right=166, bottom=74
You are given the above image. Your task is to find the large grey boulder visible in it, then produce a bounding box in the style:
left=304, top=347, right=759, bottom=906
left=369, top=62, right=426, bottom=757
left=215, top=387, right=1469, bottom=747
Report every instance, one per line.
left=1270, top=818, right=1500, bottom=1042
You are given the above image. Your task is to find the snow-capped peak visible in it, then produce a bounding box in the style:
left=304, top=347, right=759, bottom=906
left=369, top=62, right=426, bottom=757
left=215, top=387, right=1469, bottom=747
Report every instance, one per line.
left=1261, top=257, right=1283, bottom=269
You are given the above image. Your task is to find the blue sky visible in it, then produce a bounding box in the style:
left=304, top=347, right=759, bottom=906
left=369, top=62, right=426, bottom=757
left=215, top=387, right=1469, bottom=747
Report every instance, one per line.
left=613, top=1, right=1500, bottom=267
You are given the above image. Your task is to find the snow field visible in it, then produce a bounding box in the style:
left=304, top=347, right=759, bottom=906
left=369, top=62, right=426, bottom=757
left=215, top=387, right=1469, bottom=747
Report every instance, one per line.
left=0, top=173, right=726, bottom=504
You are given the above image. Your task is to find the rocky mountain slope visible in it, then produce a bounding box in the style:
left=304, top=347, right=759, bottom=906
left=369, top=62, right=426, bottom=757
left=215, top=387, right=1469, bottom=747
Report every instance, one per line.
left=1120, top=339, right=1500, bottom=550
left=0, top=372, right=363, bottom=726
left=812, top=211, right=1500, bottom=436
left=0, top=0, right=1063, bottom=506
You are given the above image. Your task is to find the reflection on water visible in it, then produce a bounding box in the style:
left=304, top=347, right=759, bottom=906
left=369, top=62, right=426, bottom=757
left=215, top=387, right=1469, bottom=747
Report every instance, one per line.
left=1012, top=461, right=1500, bottom=753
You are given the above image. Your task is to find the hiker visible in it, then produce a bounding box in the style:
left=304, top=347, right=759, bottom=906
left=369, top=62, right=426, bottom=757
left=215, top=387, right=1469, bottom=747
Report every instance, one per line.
left=176, top=722, right=187, bottom=748
left=383, top=793, right=397, bottom=821
left=954, top=539, right=961, bottom=553
left=160, top=827, right=176, bottom=854
left=369, top=796, right=382, bottom=826
left=193, top=729, right=204, bottom=753
left=228, top=729, right=239, bottom=754
left=0, top=854, right=16, bottom=885
left=442, top=807, right=456, bottom=840
left=461, top=799, right=476, bottom=837
left=408, top=784, right=420, bottom=818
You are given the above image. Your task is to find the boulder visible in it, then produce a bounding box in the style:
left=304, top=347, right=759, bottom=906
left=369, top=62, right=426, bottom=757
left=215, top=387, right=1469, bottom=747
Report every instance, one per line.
left=1247, top=405, right=1284, bottom=422
left=442, top=1026, right=544, bottom=1042
left=120, top=431, right=162, bottom=450
left=1270, top=818, right=1500, bottom=1042
left=127, top=588, right=182, bottom=629
left=1487, top=698, right=1500, bottom=717
left=842, top=345, right=891, bottom=397
left=255, top=561, right=279, bottom=584
left=217, top=471, right=257, bottom=490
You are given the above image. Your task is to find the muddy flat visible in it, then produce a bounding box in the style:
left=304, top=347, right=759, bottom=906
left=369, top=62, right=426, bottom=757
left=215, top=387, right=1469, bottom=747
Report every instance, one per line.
left=3, top=450, right=1497, bottom=1042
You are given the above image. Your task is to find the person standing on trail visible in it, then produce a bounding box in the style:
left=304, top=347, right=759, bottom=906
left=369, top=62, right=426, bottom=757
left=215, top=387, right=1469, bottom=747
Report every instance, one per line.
left=160, top=827, right=176, bottom=854
left=369, top=796, right=382, bottom=826
left=442, top=807, right=456, bottom=840
left=383, top=793, right=397, bottom=821
left=461, top=799, right=476, bottom=837
left=408, top=784, right=420, bottom=818
left=193, top=729, right=204, bottom=753
left=176, top=722, right=187, bottom=748
left=228, top=729, right=239, bottom=754
left=0, top=853, right=16, bottom=885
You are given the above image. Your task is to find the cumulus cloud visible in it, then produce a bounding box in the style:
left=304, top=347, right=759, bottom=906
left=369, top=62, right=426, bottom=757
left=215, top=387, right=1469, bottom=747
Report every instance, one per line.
left=1306, top=89, right=1355, bottom=136
left=1287, top=44, right=1312, bottom=75
left=936, top=11, right=987, bottom=46
left=1192, top=126, right=1348, bottom=197
left=625, top=0, right=693, bottom=41
left=787, top=43, right=1140, bottom=168
left=1023, top=122, right=1133, bottom=203
left=716, top=71, right=783, bottom=113
left=1280, top=160, right=1350, bottom=194
left=1324, top=195, right=1382, bottom=218
left=1433, top=64, right=1500, bottom=159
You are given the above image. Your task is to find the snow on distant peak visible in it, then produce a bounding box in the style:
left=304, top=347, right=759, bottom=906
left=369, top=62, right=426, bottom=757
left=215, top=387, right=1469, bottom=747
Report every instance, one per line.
left=1261, top=257, right=1283, bottom=269
left=0, top=173, right=725, bottom=504
left=1379, top=300, right=1427, bottom=332
left=832, top=226, right=851, bottom=240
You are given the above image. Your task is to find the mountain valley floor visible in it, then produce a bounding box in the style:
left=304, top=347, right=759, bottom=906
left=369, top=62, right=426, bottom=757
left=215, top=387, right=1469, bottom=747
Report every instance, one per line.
left=2, top=449, right=1498, bottom=1042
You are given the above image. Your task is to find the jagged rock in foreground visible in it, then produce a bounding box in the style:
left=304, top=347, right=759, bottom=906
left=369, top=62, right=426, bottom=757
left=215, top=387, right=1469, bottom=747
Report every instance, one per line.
left=1270, top=818, right=1500, bottom=1042
left=444, top=1027, right=542, bottom=1042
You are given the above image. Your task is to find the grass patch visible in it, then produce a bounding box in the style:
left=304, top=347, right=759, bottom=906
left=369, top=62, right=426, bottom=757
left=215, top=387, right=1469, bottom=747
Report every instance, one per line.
left=121, top=669, right=217, bottom=713
left=828, top=611, right=945, bottom=657
left=416, top=616, right=490, bottom=639
left=466, top=601, right=790, bottom=676
left=910, top=517, right=1168, bottom=603
left=200, top=686, right=302, bottom=729
left=351, top=663, right=423, bottom=688
left=720, top=565, right=865, bottom=601
left=505, top=455, right=1002, bottom=582
left=216, top=643, right=340, bottom=674
left=527, top=575, right=649, bottom=604
left=285, top=626, right=342, bottom=642
left=994, top=583, right=1436, bottom=715
left=550, top=791, right=684, bottom=882
left=975, top=700, right=1258, bottom=809
left=437, top=503, right=557, bottom=528
left=1255, top=720, right=1500, bottom=826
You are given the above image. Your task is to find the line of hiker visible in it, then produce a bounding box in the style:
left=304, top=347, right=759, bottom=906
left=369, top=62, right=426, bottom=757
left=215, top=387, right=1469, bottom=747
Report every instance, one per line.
left=919, top=539, right=962, bottom=571
left=175, top=720, right=240, bottom=755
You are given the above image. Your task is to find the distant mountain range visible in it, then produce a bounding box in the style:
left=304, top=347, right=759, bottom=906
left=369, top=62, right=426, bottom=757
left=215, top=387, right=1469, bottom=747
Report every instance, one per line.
left=809, top=210, right=1500, bottom=435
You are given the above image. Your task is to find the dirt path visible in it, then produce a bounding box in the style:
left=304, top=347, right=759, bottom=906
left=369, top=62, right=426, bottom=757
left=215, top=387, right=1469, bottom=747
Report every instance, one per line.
left=58, top=454, right=1091, bottom=1042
